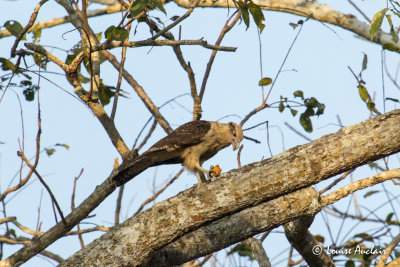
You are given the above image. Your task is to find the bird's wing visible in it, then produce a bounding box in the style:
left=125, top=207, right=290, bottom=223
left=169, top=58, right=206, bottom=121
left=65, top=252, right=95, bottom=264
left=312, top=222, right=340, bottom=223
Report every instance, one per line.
left=144, top=120, right=211, bottom=155
left=113, top=121, right=212, bottom=186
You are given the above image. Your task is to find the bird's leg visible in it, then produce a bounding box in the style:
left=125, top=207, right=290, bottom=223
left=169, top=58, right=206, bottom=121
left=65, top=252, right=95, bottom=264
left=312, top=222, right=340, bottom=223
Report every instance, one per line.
left=194, top=165, right=211, bottom=183
left=195, top=171, right=207, bottom=183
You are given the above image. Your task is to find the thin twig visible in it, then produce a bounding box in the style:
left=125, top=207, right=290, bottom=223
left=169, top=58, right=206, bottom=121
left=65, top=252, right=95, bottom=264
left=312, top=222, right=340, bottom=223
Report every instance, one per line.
left=10, top=0, right=49, bottom=57
left=151, top=0, right=200, bottom=40
left=237, top=144, right=244, bottom=168
left=240, top=102, right=269, bottom=127
left=100, top=49, right=173, bottom=134
left=265, top=23, right=304, bottom=103
left=199, top=10, right=241, bottom=103
left=95, top=39, right=237, bottom=52
left=243, top=136, right=261, bottom=144
left=265, top=121, right=273, bottom=157
left=133, top=168, right=184, bottom=216
left=111, top=24, right=131, bottom=120
left=319, top=169, right=354, bottom=195
left=347, top=0, right=371, bottom=23
left=71, top=169, right=84, bottom=248
left=284, top=122, right=312, bottom=142
left=17, top=151, right=66, bottom=225
left=137, top=119, right=157, bottom=151
left=132, top=93, right=189, bottom=150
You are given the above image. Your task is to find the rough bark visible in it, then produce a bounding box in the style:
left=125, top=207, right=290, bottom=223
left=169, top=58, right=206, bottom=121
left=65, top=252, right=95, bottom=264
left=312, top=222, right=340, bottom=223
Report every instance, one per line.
left=172, top=0, right=399, bottom=50
left=284, top=217, right=335, bottom=267
left=60, top=110, right=400, bottom=267
left=145, top=187, right=319, bottom=266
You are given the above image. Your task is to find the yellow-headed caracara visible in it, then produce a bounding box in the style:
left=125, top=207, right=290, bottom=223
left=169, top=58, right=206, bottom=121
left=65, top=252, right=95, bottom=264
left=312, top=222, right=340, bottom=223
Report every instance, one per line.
left=113, top=120, right=243, bottom=186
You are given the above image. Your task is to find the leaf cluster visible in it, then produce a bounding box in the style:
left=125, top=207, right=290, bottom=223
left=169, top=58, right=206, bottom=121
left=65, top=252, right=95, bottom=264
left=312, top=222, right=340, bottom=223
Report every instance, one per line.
left=278, top=90, right=325, bottom=133
left=235, top=0, right=265, bottom=33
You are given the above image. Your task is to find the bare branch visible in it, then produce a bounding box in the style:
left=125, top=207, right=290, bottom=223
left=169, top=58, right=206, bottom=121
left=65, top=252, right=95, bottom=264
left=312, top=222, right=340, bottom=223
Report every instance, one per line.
left=199, top=10, right=241, bottom=102
left=173, top=0, right=400, bottom=52
left=60, top=110, right=400, bottom=267
left=4, top=110, right=400, bottom=267
left=242, top=238, right=271, bottom=267
left=319, top=169, right=354, bottom=195
left=133, top=168, right=184, bottom=216
left=321, top=169, right=400, bottom=207
left=284, top=217, right=335, bottom=267
left=0, top=3, right=124, bottom=39
left=100, top=49, right=173, bottom=134
left=17, top=151, right=66, bottom=225
left=376, top=233, right=400, bottom=267
left=10, top=0, right=49, bottom=57
left=151, top=0, right=200, bottom=40
left=96, top=39, right=237, bottom=52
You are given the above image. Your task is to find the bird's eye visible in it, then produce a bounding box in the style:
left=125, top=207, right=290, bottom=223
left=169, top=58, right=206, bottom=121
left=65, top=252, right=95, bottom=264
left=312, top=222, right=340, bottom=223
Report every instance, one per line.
left=233, top=132, right=237, bottom=137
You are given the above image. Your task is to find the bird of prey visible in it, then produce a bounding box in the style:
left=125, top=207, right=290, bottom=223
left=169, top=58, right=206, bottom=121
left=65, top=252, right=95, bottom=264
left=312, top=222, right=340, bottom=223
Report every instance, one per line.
left=113, top=120, right=243, bottom=186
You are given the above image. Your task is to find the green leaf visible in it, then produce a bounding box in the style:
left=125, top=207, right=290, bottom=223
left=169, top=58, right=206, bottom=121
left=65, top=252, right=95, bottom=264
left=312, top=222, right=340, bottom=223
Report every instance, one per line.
left=290, top=108, right=298, bottom=116
left=0, top=58, right=16, bottom=71
left=293, top=90, right=304, bottom=99
left=305, top=97, right=318, bottom=108
left=56, top=143, right=70, bottom=150
left=4, top=20, right=25, bottom=39
left=258, top=77, right=272, bottom=86
left=45, top=148, right=56, bottom=156
left=130, top=0, right=148, bottom=17
left=33, top=53, right=49, bottom=70
left=33, top=28, right=42, bottom=44
left=150, top=0, right=166, bottom=14
left=386, top=212, right=394, bottom=223
left=316, top=103, right=325, bottom=116
left=361, top=53, right=368, bottom=71
left=278, top=101, right=285, bottom=112
left=237, top=2, right=250, bottom=30
left=366, top=100, right=375, bottom=111
left=303, top=107, right=315, bottom=117
left=386, top=14, right=399, bottom=43
left=248, top=2, right=265, bottom=33
left=78, top=74, right=90, bottom=84
left=300, top=113, right=313, bottom=133
left=363, top=190, right=379, bottom=198
left=369, top=8, right=388, bottom=40
left=105, top=26, right=129, bottom=41
left=227, top=244, right=255, bottom=260
left=98, top=82, right=116, bottom=106
left=23, top=88, right=35, bottom=101
left=382, top=42, right=400, bottom=52
left=345, top=260, right=356, bottom=267
left=358, top=85, right=369, bottom=102
left=289, top=22, right=298, bottom=30
left=386, top=97, right=399, bottom=103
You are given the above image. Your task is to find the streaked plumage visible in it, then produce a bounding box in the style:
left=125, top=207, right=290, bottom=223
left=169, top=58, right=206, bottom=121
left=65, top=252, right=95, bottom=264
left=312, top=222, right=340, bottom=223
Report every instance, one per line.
left=113, top=120, right=243, bottom=185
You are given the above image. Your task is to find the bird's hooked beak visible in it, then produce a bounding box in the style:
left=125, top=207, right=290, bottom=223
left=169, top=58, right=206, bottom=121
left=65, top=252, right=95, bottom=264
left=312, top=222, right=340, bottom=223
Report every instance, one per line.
left=232, top=136, right=241, bottom=151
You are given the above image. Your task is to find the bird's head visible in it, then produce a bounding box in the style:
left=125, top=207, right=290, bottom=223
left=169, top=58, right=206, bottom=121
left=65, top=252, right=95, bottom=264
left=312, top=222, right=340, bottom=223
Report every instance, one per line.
left=228, top=122, right=244, bottom=150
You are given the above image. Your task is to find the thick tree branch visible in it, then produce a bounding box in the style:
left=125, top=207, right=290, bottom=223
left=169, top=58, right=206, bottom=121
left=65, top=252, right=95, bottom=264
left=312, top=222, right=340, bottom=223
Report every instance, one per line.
left=4, top=110, right=400, bottom=267
left=376, top=233, right=400, bottom=267
left=0, top=3, right=124, bottom=39
left=172, top=0, right=400, bottom=51
left=284, top=217, right=335, bottom=267
left=59, top=109, right=400, bottom=266
left=2, top=0, right=398, bottom=54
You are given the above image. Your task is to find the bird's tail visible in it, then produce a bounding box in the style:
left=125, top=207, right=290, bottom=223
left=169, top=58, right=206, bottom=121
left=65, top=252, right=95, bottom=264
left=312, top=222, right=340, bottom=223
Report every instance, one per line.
left=112, top=155, right=154, bottom=186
